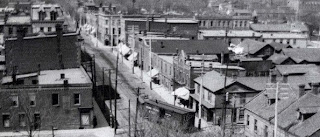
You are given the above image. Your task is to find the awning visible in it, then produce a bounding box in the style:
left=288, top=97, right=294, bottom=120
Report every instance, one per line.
left=118, top=43, right=131, bottom=55
left=171, top=87, right=190, bottom=100
left=147, top=69, right=159, bottom=77
left=128, top=52, right=138, bottom=61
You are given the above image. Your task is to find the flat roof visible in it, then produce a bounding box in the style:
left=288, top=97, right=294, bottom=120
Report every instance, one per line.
left=6, top=16, right=31, bottom=25
left=38, top=68, right=91, bottom=85
left=1, top=67, right=91, bottom=85
left=200, top=30, right=262, bottom=37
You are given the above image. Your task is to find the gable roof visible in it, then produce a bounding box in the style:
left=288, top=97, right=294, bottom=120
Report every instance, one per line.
left=194, top=70, right=235, bottom=93
left=289, top=111, right=320, bottom=137
left=268, top=42, right=292, bottom=51
left=282, top=48, right=320, bottom=63
left=151, top=40, right=229, bottom=55
left=245, top=83, right=299, bottom=120
left=276, top=64, right=319, bottom=75
left=267, top=53, right=290, bottom=64
left=237, top=39, right=270, bottom=55
left=273, top=93, right=320, bottom=136
left=236, top=77, right=269, bottom=91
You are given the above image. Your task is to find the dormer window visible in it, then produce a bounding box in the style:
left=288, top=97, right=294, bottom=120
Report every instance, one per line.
left=50, top=11, right=57, bottom=21
left=268, top=98, right=275, bottom=105
left=298, top=107, right=318, bottom=121
left=39, top=11, right=46, bottom=21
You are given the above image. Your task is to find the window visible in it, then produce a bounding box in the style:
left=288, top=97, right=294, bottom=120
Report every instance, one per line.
left=254, top=119, right=258, bottom=132
left=293, top=39, right=297, bottom=44
left=264, top=125, right=268, bottom=137
left=74, top=93, right=80, bottom=105
left=105, top=20, right=108, bottom=25
left=112, top=28, right=115, bottom=35
left=40, top=27, right=44, bottom=32
left=19, top=114, right=26, bottom=127
left=240, top=94, right=246, bottom=104
left=8, top=27, right=13, bottom=35
left=268, top=99, right=275, bottom=105
left=29, top=94, right=36, bottom=106
left=203, top=21, right=206, bottom=26
left=197, top=84, right=200, bottom=94
left=239, top=109, right=245, bottom=121
left=247, top=115, right=250, bottom=126
left=39, top=11, right=46, bottom=21
left=210, top=21, right=213, bottom=26
left=105, top=28, right=108, bottom=34
left=208, top=92, right=212, bottom=102
left=52, top=93, right=59, bottom=106
left=32, top=80, right=38, bottom=85
left=48, top=27, right=52, bottom=32
left=118, top=28, right=121, bottom=35
left=11, top=95, right=19, bottom=107
left=34, top=114, right=40, bottom=129
left=50, top=11, right=57, bottom=20
left=3, top=115, right=10, bottom=127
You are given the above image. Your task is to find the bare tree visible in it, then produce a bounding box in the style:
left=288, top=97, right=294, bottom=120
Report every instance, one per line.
left=0, top=90, right=62, bottom=137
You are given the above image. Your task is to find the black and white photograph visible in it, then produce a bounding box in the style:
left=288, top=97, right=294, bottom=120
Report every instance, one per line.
left=0, top=0, right=319, bottom=136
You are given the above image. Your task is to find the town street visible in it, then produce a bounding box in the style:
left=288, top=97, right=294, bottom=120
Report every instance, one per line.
left=81, top=33, right=165, bottom=136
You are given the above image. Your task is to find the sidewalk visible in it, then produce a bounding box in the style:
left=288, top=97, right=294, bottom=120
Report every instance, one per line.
left=83, top=30, right=176, bottom=105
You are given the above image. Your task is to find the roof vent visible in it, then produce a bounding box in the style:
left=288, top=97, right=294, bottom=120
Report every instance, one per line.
left=60, top=73, right=65, bottom=79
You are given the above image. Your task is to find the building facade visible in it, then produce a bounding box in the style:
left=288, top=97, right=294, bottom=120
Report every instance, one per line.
left=0, top=68, right=94, bottom=131
left=31, top=3, right=65, bottom=33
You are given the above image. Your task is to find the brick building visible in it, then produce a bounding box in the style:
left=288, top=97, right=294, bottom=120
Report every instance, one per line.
left=0, top=68, right=93, bottom=131
left=5, top=25, right=80, bottom=75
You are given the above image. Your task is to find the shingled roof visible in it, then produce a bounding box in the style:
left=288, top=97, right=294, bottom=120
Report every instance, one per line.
left=237, top=39, right=270, bottom=55
left=151, top=40, right=229, bottom=55
left=282, top=48, right=320, bottom=63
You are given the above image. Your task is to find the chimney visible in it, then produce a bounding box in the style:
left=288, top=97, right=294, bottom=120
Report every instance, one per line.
left=298, top=84, right=305, bottom=97
left=56, top=24, right=63, bottom=38
left=312, top=83, right=319, bottom=95
left=63, top=79, right=68, bottom=87
left=60, top=73, right=65, bottom=79
left=282, top=73, right=288, bottom=83
left=271, top=73, right=277, bottom=83
left=17, top=27, right=27, bottom=41
left=99, top=3, right=103, bottom=13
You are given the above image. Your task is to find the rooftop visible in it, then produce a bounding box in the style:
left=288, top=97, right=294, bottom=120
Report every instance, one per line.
left=282, top=48, right=320, bottom=63
left=250, top=23, right=309, bottom=32
left=143, top=99, right=194, bottom=114
left=194, top=70, right=234, bottom=93
left=150, top=40, right=229, bottom=55
left=200, top=30, right=262, bottom=37
left=6, top=16, right=31, bottom=25
left=1, top=67, right=91, bottom=85
left=237, top=39, right=269, bottom=55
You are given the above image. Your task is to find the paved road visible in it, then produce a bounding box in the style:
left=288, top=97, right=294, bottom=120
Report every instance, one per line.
left=81, top=33, right=164, bottom=136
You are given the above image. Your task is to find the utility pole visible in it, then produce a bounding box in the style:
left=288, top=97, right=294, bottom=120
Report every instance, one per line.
left=102, top=67, right=105, bottom=108
left=128, top=99, right=131, bottom=137
left=111, top=16, right=114, bottom=51
left=140, top=47, right=143, bottom=81
left=173, top=55, right=176, bottom=106
left=198, top=54, right=204, bottom=130
left=96, top=14, right=99, bottom=47
left=114, top=50, right=119, bottom=134
left=222, top=52, right=229, bottom=137
left=274, top=82, right=279, bottom=137
left=134, top=87, right=141, bottom=137
left=149, top=38, right=152, bottom=90
left=108, top=69, right=113, bottom=127
left=132, top=25, right=135, bottom=74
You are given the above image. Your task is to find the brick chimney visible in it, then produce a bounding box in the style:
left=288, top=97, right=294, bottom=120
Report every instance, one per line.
left=312, top=83, right=319, bottom=95
left=298, top=84, right=305, bottom=97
